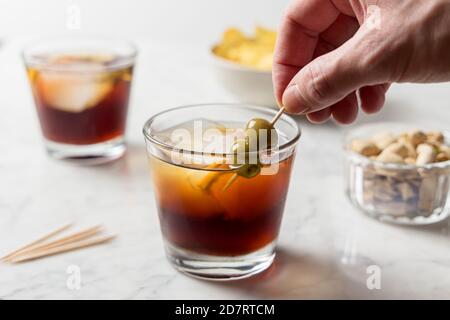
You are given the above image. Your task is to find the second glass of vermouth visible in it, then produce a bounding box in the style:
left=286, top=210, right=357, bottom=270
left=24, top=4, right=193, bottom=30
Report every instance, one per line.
left=143, top=104, right=301, bottom=280
left=23, top=36, right=137, bottom=164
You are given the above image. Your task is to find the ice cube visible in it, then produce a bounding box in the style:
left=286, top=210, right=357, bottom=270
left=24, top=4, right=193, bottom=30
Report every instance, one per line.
left=154, top=119, right=244, bottom=154
left=187, top=164, right=223, bottom=191
left=35, top=70, right=113, bottom=113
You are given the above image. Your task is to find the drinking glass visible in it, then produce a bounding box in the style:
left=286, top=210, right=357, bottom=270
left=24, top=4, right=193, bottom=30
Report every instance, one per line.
left=23, top=36, right=137, bottom=164
left=143, top=103, right=301, bottom=280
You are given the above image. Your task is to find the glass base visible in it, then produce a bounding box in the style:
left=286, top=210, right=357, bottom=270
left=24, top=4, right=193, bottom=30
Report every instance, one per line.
left=360, top=206, right=450, bottom=226
left=44, top=137, right=126, bottom=165
left=348, top=193, right=450, bottom=226
left=165, top=242, right=276, bottom=281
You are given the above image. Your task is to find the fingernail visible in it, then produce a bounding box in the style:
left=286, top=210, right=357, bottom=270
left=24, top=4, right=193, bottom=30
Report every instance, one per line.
left=282, top=84, right=311, bottom=114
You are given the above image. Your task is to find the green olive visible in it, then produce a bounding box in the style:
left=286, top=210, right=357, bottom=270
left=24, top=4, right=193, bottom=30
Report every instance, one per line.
left=246, top=118, right=273, bottom=131
left=245, top=118, right=278, bottom=149
left=230, top=139, right=261, bottom=178
left=237, top=164, right=261, bottom=179
left=231, top=139, right=248, bottom=166
left=231, top=139, right=257, bottom=164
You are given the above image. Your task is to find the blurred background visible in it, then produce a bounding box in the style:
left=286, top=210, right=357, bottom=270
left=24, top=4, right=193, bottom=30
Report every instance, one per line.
left=0, top=0, right=294, bottom=144
left=0, top=0, right=287, bottom=43
left=1, top=0, right=449, bottom=126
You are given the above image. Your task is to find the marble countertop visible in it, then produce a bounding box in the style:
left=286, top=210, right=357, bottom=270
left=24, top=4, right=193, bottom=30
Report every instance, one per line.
left=1, top=38, right=450, bottom=299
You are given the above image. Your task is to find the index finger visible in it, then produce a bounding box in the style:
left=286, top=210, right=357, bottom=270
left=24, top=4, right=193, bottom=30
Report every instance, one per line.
left=273, top=0, right=352, bottom=104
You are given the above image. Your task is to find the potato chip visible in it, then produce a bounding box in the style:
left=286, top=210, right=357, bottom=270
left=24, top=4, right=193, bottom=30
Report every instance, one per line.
left=222, top=28, right=246, bottom=45
left=255, top=26, right=277, bottom=46
left=213, top=26, right=277, bottom=71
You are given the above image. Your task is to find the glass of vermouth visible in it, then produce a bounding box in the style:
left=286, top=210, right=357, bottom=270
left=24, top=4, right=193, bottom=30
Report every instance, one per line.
left=143, top=103, right=301, bottom=280
left=23, top=36, right=137, bottom=164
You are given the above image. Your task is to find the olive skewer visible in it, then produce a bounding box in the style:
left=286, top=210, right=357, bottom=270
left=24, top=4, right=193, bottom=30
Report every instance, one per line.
left=222, top=107, right=285, bottom=191
left=270, top=107, right=285, bottom=127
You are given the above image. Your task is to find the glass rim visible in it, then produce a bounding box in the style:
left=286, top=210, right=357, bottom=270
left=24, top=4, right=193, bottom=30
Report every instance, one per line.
left=344, top=121, right=450, bottom=170
left=22, top=35, right=138, bottom=72
left=143, top=103, right=302, bottom=157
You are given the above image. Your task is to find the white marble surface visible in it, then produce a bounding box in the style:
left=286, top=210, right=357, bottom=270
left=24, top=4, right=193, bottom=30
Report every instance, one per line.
left=1, top=37, right=450, bottom=300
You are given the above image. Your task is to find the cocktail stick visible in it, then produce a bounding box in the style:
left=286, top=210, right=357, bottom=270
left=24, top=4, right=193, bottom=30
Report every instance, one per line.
left=222, top=173, right=238, bottom=191
left=3, top=225, right=103, bottom=262
left=270, top=107, right=285, bottom=127
left=9, top=235, right=116, bottom=263
left=0, top=222, right=72, bottom=262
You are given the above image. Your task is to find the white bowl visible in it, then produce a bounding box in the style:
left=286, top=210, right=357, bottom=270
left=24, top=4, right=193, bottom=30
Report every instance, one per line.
left=210, top=50, right=277, bottom=107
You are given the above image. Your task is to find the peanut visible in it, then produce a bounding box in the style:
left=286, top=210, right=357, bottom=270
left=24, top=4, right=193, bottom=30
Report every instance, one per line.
left=418, top=176, right=439, bottom=214
left=397, top=182, right=415, bottom=201
left=376, top=150, right=404, bottom=164
left=438, top=145, right=450, bottom=157
left=351, top=139, right=380, bottom=157
left=383, top=142, right=409, bottom=158
left=437, top=152, right=450, bottom=162
left=352, top=129, right=447, bottom=166
left=373, top=132, right=396, bottom=150
left=416, top=144, right=436, bottom=165
left=427, top=131, right=444, bottom=144
left=407, top=130, right=427, bottom=146
left=404, top=142, right=417, bottom=158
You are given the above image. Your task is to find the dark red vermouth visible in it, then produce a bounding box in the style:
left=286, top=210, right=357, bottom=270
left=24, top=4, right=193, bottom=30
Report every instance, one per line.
left=159, top=202, right=285, bottom=256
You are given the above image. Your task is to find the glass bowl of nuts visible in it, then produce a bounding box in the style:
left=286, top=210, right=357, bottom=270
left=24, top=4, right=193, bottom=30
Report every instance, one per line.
left=345, top=122, right=450, bottom=225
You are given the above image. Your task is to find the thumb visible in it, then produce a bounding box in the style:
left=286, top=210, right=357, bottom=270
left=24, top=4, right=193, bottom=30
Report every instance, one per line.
left=282, top=30, right=386, bottom=114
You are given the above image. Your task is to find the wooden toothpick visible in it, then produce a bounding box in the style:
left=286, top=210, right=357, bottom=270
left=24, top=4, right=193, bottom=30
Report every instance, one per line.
left=9, top=235, right=116, bottom=263
left=222, top=173, right=238, bottom=191
left=270, top=107, right=285, bottom=127
left=0, top=222, right=73, bottom=262
left=3, top=225, right=103, bottom=262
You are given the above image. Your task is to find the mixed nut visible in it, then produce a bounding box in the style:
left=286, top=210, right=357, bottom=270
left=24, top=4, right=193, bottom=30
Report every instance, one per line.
left=348, top=129, right=450, bottom=221
left=351, top=130, right=450, bottom=165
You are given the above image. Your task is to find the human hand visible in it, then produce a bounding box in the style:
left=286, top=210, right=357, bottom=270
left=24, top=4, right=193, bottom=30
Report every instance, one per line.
left=273, top=0, right=450, bottom=124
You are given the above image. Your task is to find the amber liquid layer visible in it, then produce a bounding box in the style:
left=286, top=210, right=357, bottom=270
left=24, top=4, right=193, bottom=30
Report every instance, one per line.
left=150, top=156, right=294, bottom=256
